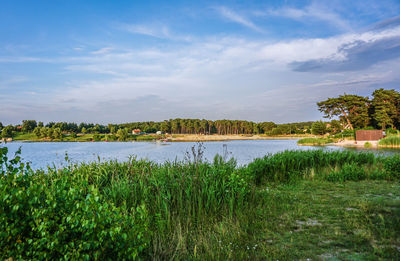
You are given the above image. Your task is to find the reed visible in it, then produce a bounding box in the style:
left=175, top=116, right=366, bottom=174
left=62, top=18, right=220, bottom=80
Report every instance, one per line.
left=379, top=135, right=400, bottom=147
left=1, top=146, right=399, bottom=259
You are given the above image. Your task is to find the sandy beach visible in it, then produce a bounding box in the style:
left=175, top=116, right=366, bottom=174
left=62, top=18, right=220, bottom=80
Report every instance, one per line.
left=166, top=134, right=308, bottom=142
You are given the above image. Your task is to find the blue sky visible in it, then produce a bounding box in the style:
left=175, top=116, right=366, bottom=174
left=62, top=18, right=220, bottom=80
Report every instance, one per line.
left=1, top=0, right=400, bottom=124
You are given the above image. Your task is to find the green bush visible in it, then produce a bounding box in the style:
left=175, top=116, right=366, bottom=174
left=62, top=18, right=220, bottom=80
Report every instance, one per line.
left=0, top=147, right=150, bottom=260
left=364, top=142, right=372, bottom=148
left=93, top=133, right=102, bottom=141
left=383, top=155, right=400, bottom=179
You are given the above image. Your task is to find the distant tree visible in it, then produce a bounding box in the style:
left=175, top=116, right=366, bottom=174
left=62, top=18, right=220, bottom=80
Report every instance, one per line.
left=108, top=124, right=116, bottom=134
left=371, top=89, right=400, bottom=129
left=0, top=122, right=3, bottom=130
left=53, top=128, right=62, bottom=140
left=161, top=120, right=170, bottom=133
left=22, top=120, right=37, bottom=133
left=33, top=127, right=42, bottom=138
left=81, top=127, right=87, bottom=134
left=312, top=121, right=327, bottom=135
left=38, top=121, right=44, bottom=128
left=71, top=132, right=77, bottom=138
left=328, top=120, right=342, bottom=134
left=117, top=128, right=128, bottom=141
left=47, top=128, right=55, bottom=139
left=40, top=127, right=48, bottom=138
left=258, top=122, right=277, bottom=134
left=46, top=122, right=56, bottom=128
left=270, top=128, right=282, bottom=135
left=317, top=94, right=370, bottom=130
left=1, top=125, right=14, bottom=138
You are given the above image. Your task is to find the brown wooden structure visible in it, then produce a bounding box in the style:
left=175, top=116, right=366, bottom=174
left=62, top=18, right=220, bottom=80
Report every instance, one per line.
left=355, top=130, right=384, bottom=141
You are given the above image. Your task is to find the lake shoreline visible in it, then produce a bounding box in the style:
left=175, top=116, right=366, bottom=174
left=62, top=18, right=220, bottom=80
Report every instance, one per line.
left=5, top=134, right=310, bottom=143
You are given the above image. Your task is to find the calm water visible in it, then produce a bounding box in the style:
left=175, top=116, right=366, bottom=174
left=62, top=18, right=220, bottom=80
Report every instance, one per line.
left=1, top=140, right=399, bottom=170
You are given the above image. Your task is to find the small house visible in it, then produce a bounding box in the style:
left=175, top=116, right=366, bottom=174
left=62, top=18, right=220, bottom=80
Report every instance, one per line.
left=132, top=129, right=141, bottom=135
left=355, top=130, right=384, bottom=141
left=156, top=131, right=164, bottom=135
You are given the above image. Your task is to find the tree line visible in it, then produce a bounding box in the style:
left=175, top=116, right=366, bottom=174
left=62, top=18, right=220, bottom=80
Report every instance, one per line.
left=0, top=119, right=315, bottom=138
left=1, top=88, right=398, bottom=139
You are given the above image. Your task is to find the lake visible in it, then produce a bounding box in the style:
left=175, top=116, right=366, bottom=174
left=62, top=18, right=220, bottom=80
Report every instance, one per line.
left=1, top=140, right=399, bottom=170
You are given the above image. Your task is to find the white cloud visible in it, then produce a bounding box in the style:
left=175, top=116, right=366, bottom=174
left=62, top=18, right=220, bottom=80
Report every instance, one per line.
left=120, top=23, right=171, bottom=38
left=116, top=22, right=194, bottom=42
left=2, top=21, right=400, bottom=123
left=267, top=2, right=351, bottom=31
left=91, top=47, right=113, bottom=55
left=216, top=6, right=264, bottom=33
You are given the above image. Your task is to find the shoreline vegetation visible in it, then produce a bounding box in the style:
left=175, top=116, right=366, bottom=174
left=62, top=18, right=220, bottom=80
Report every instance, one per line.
left=6, top=133, right=310, bottom=143
left=1, top=147, right=399, bottom=259
left=3, top=132, right=400, bottom=149
left=298, top=135, right=400, bottom=149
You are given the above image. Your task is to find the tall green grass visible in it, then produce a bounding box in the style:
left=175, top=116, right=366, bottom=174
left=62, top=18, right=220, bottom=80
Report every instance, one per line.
left=1, top=146, right=399, bottom=259
left=246, top=150, right=381, bottom=184
left=379, top=135, right=400, bottom=147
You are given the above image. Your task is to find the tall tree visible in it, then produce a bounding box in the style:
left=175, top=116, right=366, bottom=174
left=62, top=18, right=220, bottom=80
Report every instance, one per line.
left=21, top=120, right=37, bottom=133
left=311, top=121, right=327, bottom=135
left=371, top=88, right=400, bottom=129
left=317, top=94, right=370, bottom=130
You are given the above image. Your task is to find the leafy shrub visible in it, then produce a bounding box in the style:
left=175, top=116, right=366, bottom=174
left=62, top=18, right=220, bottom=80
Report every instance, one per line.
left=93, top=133, right=102, bottom=141
left=364, top=142, right=372, bottom=148
left=385, top=128, right=399, bottom=136
left=383, top=155, right=400, bottom=179
left=326, top=163, right=367, bottom=182
left=0, top=147, right=150, bottom=260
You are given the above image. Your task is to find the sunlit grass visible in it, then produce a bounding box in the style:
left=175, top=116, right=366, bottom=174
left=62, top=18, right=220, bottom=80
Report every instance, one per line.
left=379, top=135, right=400, bottom=147
left=297, top=137, right=335, bottom=145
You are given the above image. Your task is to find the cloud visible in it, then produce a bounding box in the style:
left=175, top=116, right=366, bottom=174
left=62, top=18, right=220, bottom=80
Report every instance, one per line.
left=370, top=15, right=400, bottom=31
left=216, top=6, right=264, bottom=33
left=290, top=29, right=400, bottom=72
left=119, top=23, right=171, bottom=38
left=91, top=47, right=113, bottom=55
left=267, top=2, right=351, bottom=31
left=116, top=22, right=194, bottom=42
left=2, top=12, right=400, bottom=124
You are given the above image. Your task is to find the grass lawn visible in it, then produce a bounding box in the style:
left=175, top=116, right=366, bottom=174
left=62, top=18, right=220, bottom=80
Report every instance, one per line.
left=204, top=180, right=400, bottom=260
left=12, top=132, right=39, bottom=141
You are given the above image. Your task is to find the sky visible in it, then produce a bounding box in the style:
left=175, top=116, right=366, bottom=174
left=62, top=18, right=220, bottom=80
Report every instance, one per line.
left=1, top=0, right=400, bottom=125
